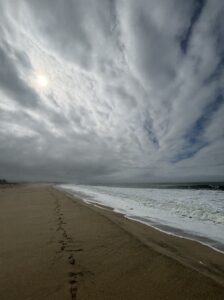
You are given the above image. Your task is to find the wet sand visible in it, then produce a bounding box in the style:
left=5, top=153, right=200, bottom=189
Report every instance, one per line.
left=0, top=184, right=224, bottom=299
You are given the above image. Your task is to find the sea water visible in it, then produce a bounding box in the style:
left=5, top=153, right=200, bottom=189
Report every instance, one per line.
left=58, top=184, right=224, bottom=252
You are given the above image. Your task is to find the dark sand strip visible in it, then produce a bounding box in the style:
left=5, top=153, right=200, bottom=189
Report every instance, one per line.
left=0, top=185, right=224, bottom=300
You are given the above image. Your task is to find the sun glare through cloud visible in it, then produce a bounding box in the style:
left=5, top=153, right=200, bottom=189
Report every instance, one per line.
left=35, top=72, right=49, bottom=89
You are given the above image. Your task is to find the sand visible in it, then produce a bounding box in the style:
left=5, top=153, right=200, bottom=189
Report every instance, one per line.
left=0, top=184, right=224, bottom=300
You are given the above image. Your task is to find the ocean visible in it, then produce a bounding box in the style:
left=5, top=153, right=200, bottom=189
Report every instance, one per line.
left=58, top=183, right=224, bottom=253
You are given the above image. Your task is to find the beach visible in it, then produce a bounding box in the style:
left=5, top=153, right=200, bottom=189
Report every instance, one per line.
left=0, top=185, right=224, bottom=300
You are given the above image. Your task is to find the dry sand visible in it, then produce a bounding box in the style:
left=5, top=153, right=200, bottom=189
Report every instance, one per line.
left=0, top=184, right=224, bottom=300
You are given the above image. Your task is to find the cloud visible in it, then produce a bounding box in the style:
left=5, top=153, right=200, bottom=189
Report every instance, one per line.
left=0, top=0, right=223, bottom=183
left=0, top=38, right=41, bottom=107
left=180, top=0, right=206, bottom=54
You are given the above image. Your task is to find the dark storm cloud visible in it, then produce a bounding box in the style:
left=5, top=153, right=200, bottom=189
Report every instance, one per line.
left=0, top=0, right=224, bottom=183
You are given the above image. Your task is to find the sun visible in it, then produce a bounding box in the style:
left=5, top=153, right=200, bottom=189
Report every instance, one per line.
left=36, top=72, right=49, bottom=89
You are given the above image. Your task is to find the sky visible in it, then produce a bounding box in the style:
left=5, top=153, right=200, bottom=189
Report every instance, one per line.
left=0, top=0, right=224, bottom=183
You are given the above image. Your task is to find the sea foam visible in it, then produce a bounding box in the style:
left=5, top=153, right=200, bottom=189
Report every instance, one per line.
left=59, top=184, right=224, bottom=252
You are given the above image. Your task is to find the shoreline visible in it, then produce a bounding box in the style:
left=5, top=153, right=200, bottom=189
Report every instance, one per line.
left=57, top=186, right=224, bottom=255
left=126, top=215, right=224, bottom=254
left=1, top=184, right=224, bottom=299
left=57, top=186, right=224, bottom=287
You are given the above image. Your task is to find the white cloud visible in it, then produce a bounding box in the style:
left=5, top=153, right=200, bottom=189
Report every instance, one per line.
left=0, top=0, right=223, bottom=182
